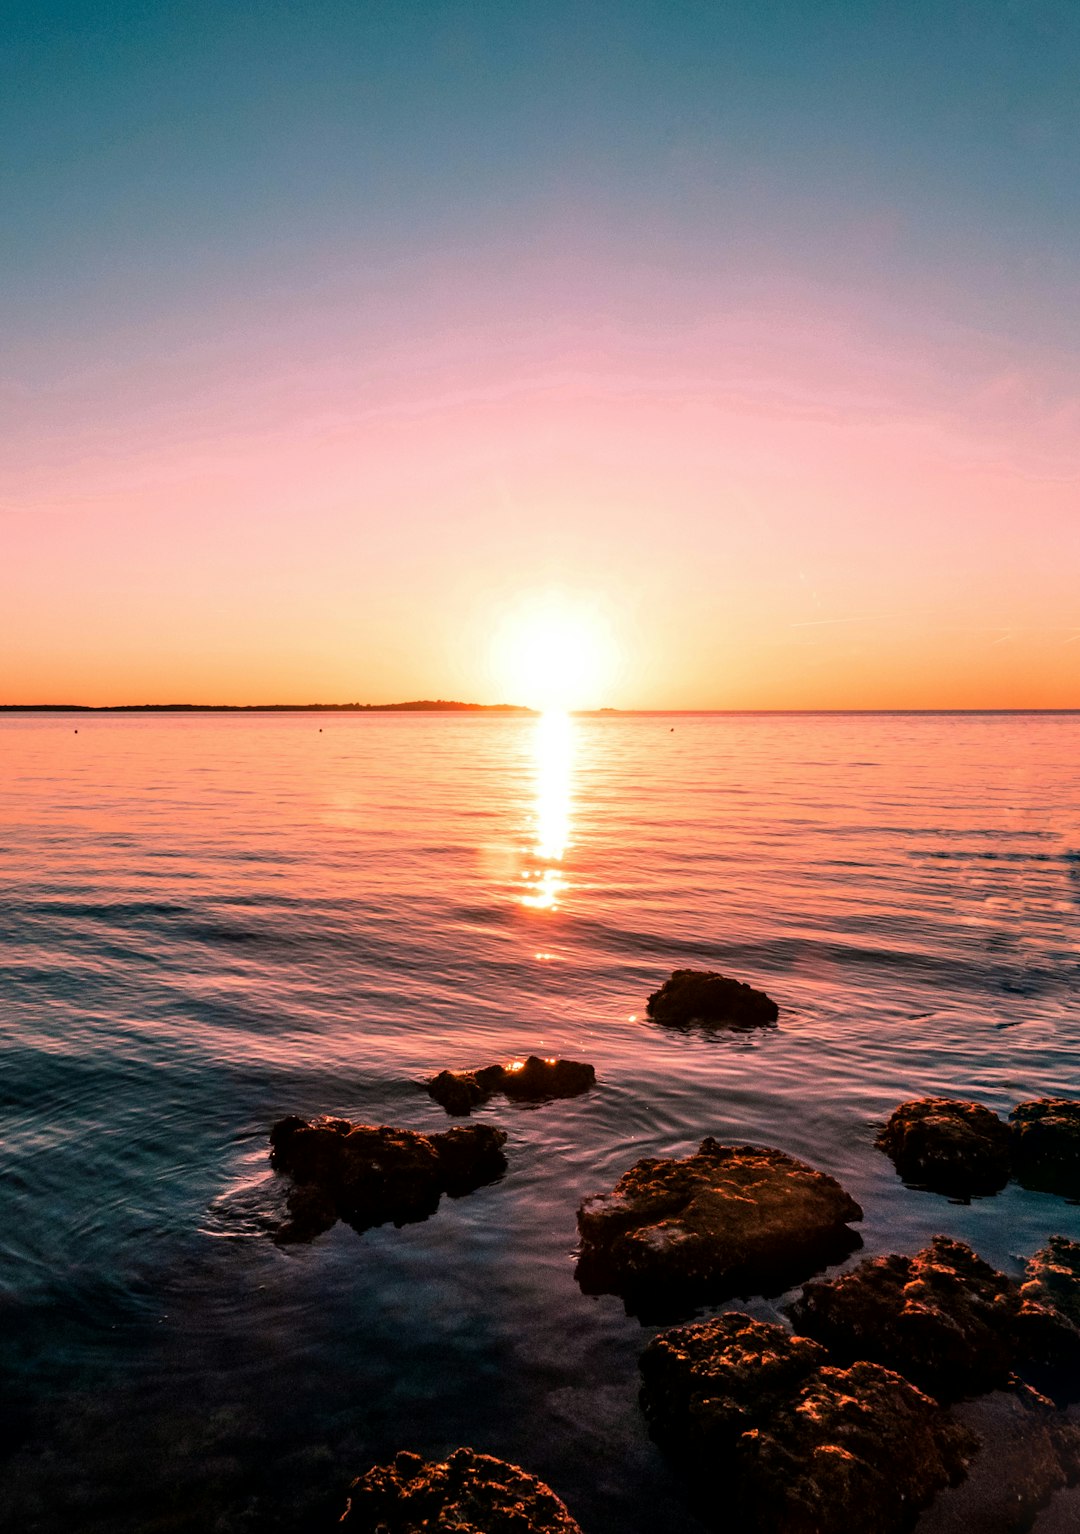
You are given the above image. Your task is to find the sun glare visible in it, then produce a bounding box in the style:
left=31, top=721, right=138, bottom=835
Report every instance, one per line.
left=491, top=594, right=617, bottom=712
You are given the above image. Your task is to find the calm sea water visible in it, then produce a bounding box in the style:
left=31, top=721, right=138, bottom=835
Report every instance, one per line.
left=1, top=711, right=1078, bottom=1532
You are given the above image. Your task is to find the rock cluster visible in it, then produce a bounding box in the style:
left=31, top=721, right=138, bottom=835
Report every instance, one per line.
left=269, top=1116, right=507, bottom=1242
left=646, top=969, right=779, bottom=1030
left=639, top=1312, right=975, bottom=1534
left=428, top=1056, right=595, bottom=1116
left=789, top=1235, right=1080, bottom=1401
left=341, top=1447, right=582, bottom=1532
left=877, top=1096, right=1080, bottom=1200
left=575, top=1138, right=862, bottom=1314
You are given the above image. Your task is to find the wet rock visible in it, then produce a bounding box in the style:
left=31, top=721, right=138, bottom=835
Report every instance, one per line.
left=646, top=969, right=779, bottom=1030
left=576, top=1138, right=862, bottom=1314
left=341, top=1446, right=583, bottom=1532
left=1018, top=1238, right=1080, bottom=1386
left=639, top=1312, right=829, bottom=1450
left=640, top=1312, right=974, bottom=1534
left=428, top=1056, right=595, bottom=1117
left=790, top=1236, right=1080, bottom=1402
left=876, top=1098, right=1012, bottom=1196
left=268, top=1116, right=507, bottom=1242
left=1011, top=1101, right=1080, bottom=1198
left=916, top=1384, right=1080, bottom=1534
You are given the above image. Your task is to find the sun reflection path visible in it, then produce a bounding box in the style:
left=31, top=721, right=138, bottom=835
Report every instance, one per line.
left=520, top=710, right=573, bottom=912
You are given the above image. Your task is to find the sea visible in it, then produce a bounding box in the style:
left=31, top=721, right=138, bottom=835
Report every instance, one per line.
left=0, top=710, right=1077, bottom=1532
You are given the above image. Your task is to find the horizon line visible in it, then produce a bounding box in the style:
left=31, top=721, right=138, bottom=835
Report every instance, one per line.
left=1, top=703, right=1078, bottom=717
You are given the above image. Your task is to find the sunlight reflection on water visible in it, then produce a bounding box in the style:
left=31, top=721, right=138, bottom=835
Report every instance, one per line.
left=520, top=710, right=573, bottom=911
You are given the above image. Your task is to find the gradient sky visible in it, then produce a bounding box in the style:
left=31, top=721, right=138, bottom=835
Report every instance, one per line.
left=3, top=0, right=1078, bottom=707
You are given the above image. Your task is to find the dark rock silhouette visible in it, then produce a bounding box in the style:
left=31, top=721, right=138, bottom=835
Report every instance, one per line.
left=1010, top=1099, right=1080, bottom=1198
left=790, top=1235, right=1080, bottom=1401
left=427, top=1055, right=595, bottom=1116
left=340, top=1447, right=582, bottom=1532
left=876, top=1098, right=1012, bottom=1197
left=1022, top=1237, right=1080, bottom=1331
left=917, top=1382, right=1080, bottom=1534
left=639, top=1312, right=974, bottom=1534
left=575, top=1138, right=862, bottom=1315
left=268, top=1115, right=507, bottom=1242
left=646, top=969, right=779, bottom=1030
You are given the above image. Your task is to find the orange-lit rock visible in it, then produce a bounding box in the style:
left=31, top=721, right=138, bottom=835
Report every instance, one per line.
left=876, top=1098, right=1011, bottom=1196
left=791, top=1235, right=1080, bottom=1401
left=428, top=1055, right=595, bottom=1116
left=640, top=1312, right=974, bottom=1534
left=341, top=1447, right=582, bottom=1532
left=576, top=1138, right=861, bottom=1314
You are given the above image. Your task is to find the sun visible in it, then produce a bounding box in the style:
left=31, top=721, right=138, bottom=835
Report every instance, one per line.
left=490, top=593, right=618, bottom=712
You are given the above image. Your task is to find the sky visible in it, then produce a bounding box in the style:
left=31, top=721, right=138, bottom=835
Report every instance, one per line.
left=2, top=0, right=1078, bottom=709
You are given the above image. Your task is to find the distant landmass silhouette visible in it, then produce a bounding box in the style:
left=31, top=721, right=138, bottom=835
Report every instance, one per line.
left=0, top=701, right=534, bottom=713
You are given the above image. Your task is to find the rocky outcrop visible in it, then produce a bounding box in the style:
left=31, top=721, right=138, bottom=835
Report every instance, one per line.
left=340, top=1447, right=582, bottom=1532
left=916, top=1384, right=1080, bottom=1534
left=1011, top=1101, right=1080, bottom=1198
left=428, top=1056, right=595, bottom=1116
left=1022, top=1239, right=1080, bottom=1331
left=640, top=1312, right=974, bottom=1534
left=1018, top=1238, right=1080, bottom=1387
left=575, top=1138, right=862, bottom=1314
left=268, top=1116, right=507, bottom=1242
left=646, top=969, right=779, bottom=1030
left=791, top=1236, right=1080, bottom=1402
left=877, top=1099, right=1012, bottom=1196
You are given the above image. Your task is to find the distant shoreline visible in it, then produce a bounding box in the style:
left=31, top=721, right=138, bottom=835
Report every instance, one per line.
left=1, top=705, right=1076, bottom=716
left=0, top=701, right=533, bottom=714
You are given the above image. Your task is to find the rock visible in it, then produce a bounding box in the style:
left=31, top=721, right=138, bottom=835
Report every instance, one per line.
left=428, top=1056, right=595, bottom=1116
left=639, top=1312, right=974, bottom=1534
left=340, top=1446, right=583, bottom=1532
left=1022, top=1238, right=1080, bottom=1331
left=268, top=1116, right=507, bottom=1242
left=639, top=1311, right=829, bottom=1451
left=790, top=1236, right=1080, bottom=1402
left=646, top=969, right=778, bottom=1030
left=916, top=1384, right=1080, bottom=1534
left=876, top=1098, right=1012, bottom=1196
left=1018, top=1238, right=1080, bottom=1386
left=1011, top=1101, right=1080, bottom=1198
left=575, top=1139, right=862, bottom=1314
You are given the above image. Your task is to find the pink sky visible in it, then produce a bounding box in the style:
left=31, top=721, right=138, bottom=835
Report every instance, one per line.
left=4, top=258, right=1078, bottom=708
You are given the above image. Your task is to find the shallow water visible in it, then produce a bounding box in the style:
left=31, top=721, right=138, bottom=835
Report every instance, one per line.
left=1, top=711, right=1078, bottom=1531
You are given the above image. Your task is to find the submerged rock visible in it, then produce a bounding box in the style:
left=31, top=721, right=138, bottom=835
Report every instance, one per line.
left=576, top=1138, right=862, bottom=1314
left=645, top=969, right=779, bottom=1030
left=916, top=1383, right=1080, bottom=1534
left=268, top=1116, right=507, bottom=1242
left=791, top=1235, right=1080, bottom=1402
left=428, top=1056, right=595, bottom=1116
left=341, top=1447, right=583, bottom=1532
left=1011, top=1101, right=1080, bottom=1198
left=877, top=1098, right=1012, bottom=1197
left=640, top=1312, right=974, bottom=1534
